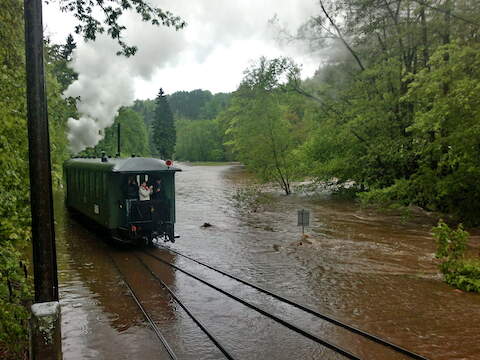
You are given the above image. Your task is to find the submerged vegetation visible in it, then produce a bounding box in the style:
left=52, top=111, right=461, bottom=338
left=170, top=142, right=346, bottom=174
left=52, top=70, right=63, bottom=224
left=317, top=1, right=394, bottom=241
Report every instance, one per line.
left=231, top=186, right=275, bottom=214
left=433, top=220, right=480, bottom=293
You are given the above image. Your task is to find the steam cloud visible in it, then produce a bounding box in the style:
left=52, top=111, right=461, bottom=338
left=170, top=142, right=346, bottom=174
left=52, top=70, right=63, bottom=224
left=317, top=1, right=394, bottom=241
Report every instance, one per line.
left=62, top=0, right=319, bottom=153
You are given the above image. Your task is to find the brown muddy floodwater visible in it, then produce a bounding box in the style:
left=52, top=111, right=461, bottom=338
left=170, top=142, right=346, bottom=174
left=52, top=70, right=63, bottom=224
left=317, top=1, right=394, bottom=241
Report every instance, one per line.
left=55, top=164, right=480, bottom=360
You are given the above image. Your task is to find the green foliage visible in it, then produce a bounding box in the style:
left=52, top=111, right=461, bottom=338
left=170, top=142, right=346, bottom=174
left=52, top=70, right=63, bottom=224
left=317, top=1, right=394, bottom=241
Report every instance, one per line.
left=442, top=260, right=480, bottom=293
left=0, top=243, right=31, bottom=359
left=359, top=179, right=412, bottom=206
left=433, top=220, right=468, bottom=261
left=57, top=0, right=186, bottom=56
left=404, top=43, right=480, bottom=222
left=45, top=34, right=78, bottom=91
left=168, top=89, right=213, bottom=120
left=175, top=118, right=225, bottom=161
left=158, top=90, right=231, bottom=161
left=132, top=99, right=156, bottom=126
left=152, top=88, right=176, bottom=159
left=167, top=90, right=230, bottom=121
left=130, top=99, right=156, bottom=153
left=0, top=0, right=34, bottom=356
left=432, top=220, right=480, bottom=292
left=222, top=57, right=305, bottom=194
left=275, top=0, right=480, bottom=223
left=88, top=107, right=150, bottom=157
left=45, top=38, right=78, bottom=187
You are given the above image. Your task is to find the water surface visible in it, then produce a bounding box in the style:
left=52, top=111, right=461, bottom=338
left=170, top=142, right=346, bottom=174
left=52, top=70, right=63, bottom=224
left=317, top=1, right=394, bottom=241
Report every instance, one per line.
left=56, top=164, right=480, bottom=359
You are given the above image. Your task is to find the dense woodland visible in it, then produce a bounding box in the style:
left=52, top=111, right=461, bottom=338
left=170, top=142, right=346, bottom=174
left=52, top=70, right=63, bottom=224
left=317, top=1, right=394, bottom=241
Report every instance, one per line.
left=1, top=0, right=480, bottom=357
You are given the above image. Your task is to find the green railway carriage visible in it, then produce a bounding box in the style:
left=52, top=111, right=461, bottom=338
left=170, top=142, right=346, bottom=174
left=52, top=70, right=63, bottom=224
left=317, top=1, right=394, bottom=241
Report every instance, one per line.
left=64, top=156, right=181, bottom=244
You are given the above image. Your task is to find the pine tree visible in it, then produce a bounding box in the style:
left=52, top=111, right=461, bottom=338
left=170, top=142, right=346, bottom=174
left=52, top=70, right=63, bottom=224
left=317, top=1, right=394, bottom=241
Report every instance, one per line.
left=152, top=88, right=176, bottom=159
left=62, top=34, right=77, bottom=60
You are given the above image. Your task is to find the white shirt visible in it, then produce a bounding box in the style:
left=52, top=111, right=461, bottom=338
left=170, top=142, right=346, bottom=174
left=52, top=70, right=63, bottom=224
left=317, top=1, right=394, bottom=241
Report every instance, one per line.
left=139, top=186, right=152, bottom=201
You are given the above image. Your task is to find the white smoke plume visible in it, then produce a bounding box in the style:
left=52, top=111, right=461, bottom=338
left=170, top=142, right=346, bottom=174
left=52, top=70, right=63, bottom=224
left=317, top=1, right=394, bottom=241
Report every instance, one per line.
left=61, top=0, right=320, bottom=153
left=63, top=25, right=183, bottom=153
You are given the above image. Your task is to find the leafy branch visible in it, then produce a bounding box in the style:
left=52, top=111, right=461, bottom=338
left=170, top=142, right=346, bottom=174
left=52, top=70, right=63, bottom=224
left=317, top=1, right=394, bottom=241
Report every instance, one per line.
left=50, top=0, right=186, bottom=56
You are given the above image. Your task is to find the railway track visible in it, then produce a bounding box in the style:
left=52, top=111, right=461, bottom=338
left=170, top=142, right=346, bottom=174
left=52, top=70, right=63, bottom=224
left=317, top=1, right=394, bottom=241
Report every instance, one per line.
left=108, top=245, right=430, bottom=359
left=107, top=250, right=237, bottom=360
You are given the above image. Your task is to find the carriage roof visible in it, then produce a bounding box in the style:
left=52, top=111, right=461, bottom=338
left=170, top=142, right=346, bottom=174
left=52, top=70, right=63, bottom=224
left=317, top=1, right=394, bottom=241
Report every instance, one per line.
left=64, top=157, right=181, bottom=173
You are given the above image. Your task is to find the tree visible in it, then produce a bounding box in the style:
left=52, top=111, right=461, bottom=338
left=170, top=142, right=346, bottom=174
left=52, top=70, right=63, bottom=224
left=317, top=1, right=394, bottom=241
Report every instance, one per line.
left=403, top=43, right=480, bottom=222
left=130, top=99, right=156, bottom=153
left=168, top=89, right=213, bottom=120
left=46, top=34, right=78, bottom=91
left=84, top=108, right=150, bottom=157
left=175, top=118, right=226, bottom=161
left=223, top=58, right=304, bottom=194
left=152, top=88, right=176, bottom=159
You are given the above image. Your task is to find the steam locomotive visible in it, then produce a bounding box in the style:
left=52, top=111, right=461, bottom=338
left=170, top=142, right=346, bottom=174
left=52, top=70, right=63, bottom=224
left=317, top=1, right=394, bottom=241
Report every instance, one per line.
left=64, top=155, right=181, bottom=245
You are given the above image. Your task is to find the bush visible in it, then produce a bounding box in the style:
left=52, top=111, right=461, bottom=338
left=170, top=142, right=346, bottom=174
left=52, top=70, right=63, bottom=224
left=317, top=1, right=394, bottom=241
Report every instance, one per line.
left=231, top=186, right=273, bottom=213
left=433, top=220, right=468, bottom=261
left=0, top=242, right=31, bottom=359
left=442, top=260, right=480, bottom=293
left=432, top=220, right=480, bottom=292
left=358, top=179, right=412, bottom=206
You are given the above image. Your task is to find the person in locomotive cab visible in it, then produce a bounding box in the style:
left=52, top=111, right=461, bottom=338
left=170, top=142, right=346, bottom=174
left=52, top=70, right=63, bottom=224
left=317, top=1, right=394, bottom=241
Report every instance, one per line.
left=139, top=181, right=153, bottom=201
left=151, top=178, right=163, bottom=200
left=126, top=176, right=139, bottom=199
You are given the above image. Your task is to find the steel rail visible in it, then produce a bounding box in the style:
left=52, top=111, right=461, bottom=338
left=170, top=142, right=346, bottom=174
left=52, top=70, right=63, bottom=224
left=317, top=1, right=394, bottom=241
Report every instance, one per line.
left=143, top=250, right=361, bottom=360
left=157, top=245, right=428, bottom=360
left=107, top=254, right=177, bottom=360
left=134, top=252, right=237, bottom=360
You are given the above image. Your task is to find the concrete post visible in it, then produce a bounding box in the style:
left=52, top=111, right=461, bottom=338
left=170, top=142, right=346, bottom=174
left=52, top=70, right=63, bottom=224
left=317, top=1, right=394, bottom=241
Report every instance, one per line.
left=30, top=301, right=62, bottom=360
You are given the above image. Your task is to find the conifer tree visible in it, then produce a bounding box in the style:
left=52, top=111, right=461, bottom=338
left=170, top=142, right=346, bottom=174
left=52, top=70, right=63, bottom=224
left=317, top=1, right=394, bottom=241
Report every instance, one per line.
left=152, top=88, right=176, bottom=159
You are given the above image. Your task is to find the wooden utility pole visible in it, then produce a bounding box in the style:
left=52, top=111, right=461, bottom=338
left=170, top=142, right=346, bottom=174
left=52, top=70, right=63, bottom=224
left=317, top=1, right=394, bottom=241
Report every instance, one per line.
left=24, top=0, right=61, bottom=357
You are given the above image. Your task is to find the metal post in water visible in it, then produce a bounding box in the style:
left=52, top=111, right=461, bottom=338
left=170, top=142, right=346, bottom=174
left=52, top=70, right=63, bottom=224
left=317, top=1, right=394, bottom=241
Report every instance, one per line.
left=297, top=209, right=310, bottom=237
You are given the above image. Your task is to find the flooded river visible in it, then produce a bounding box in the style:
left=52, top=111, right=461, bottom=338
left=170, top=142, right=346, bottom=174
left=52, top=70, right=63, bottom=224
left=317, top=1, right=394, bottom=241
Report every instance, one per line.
left=55, top=164, right=480, bottom=359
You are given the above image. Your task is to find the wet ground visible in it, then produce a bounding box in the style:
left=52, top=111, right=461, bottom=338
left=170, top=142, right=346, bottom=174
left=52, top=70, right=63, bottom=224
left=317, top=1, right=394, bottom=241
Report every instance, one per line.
left=55, top=164, right=480, bottom=360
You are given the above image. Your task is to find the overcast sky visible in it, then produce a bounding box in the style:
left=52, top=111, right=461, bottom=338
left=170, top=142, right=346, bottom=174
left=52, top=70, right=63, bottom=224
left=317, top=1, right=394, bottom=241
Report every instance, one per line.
left=43, top=0, right=321, bottom=99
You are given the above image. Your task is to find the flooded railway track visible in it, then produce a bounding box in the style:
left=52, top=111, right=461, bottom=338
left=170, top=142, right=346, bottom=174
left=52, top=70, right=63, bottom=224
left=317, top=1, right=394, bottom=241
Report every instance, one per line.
left=108, top=250, right=236, bottom=360
left=109, top=244, right=430, bottom=360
